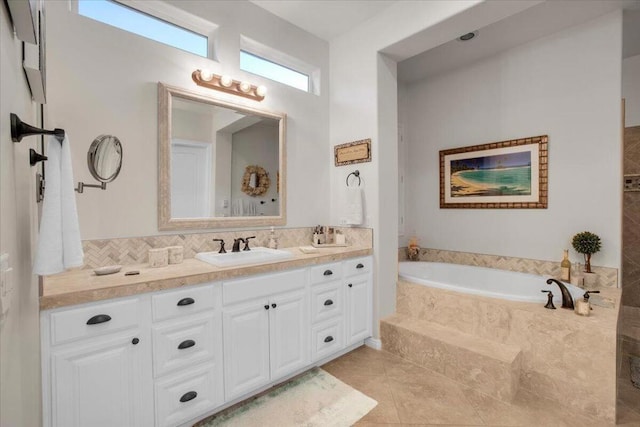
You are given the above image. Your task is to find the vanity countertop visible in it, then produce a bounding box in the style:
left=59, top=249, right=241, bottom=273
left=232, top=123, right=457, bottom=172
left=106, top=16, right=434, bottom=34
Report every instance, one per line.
left=40, top=246, right=372, bottom=310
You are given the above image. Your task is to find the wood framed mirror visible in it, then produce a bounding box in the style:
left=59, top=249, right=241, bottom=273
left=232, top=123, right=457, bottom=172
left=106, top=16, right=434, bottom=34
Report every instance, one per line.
left=158, top=83, right=286, bottom=230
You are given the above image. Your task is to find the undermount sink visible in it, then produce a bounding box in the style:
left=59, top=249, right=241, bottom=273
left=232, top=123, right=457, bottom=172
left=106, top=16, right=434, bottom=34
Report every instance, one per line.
left=195, top=247, right=294, bottom=267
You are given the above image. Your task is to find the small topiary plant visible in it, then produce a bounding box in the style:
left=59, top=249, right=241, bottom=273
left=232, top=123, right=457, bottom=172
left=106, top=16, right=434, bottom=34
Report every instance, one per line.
left=571, top=231, right=601, bottom=273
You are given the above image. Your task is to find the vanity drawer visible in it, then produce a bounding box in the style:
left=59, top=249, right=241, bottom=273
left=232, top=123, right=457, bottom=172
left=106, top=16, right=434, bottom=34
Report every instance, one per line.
left=154, top=363, right=222, bottom=427
left=152, top=313, right=218, bottom=378
left=50, top=297, right=141, bottom=345
left=310, top=262, right=342, bottom=285
left=310, top=281, right=343, bottom=324
left=223, top=269, right=306, bottom=305
left=311, top=318, right=344, bottom=362
left=344, top=257, right=371, bottom=277
left=152, top=283, right=217, bottom=322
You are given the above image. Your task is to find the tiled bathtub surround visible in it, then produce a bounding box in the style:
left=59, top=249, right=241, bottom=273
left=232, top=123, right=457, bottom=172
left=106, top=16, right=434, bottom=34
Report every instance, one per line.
left=82, top=227, right=372, bottom=269
left=398, top=247, right=618, bottom=288
left=383, top=279, right=620, bottom=423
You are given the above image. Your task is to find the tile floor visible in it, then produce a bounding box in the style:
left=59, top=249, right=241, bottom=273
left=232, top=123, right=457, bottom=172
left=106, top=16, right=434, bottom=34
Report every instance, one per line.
left=322, top=346, right=640, bottom=427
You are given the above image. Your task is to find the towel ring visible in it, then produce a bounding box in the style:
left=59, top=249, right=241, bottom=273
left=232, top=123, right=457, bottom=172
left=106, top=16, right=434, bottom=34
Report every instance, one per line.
left=346, top=170, right=361, bottom=187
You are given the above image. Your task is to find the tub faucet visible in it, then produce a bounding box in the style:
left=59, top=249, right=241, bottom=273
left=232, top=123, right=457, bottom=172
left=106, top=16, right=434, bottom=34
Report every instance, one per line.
left=232, top=238, right=245, bottom=253
left=546, top=278, right=574, bottom=310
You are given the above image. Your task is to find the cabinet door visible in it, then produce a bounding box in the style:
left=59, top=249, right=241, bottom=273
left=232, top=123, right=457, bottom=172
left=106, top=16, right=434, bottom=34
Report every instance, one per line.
left=345, top=276, right=372, bottom=345
left=50, top=331, right=152, bottom=427
left=269, top=289, right=309, bottom=379
left=223, top=300, right=270, bottom=401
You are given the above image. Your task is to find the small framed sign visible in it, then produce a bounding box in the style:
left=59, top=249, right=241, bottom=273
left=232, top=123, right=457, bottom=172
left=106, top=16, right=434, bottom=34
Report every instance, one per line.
left=334, top=139, right=371, bottom=166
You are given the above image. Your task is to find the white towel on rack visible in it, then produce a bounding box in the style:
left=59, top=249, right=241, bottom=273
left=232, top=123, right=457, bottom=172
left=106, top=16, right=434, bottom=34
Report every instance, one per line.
left=33, top=135, right=84, bottom=275
left=344, top=187, right=364, bottom=225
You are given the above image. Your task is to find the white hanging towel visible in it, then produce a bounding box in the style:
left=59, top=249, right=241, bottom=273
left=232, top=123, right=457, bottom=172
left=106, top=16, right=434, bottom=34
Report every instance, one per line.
left=344, top=187, right=364, bottom=225
left=33, top=135, right=84, bottom=275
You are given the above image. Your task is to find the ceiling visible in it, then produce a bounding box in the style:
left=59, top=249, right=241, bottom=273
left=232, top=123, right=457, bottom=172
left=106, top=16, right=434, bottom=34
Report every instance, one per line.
left=398, top=0, right=640, bottom=83
left=250, top=0, right=398, bottom=41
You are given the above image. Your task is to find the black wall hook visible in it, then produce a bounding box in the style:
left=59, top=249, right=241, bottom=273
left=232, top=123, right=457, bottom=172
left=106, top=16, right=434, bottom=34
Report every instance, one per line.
left=29, top=149, right=48, bottom=166
left=11, top=113, right=65, bottom=143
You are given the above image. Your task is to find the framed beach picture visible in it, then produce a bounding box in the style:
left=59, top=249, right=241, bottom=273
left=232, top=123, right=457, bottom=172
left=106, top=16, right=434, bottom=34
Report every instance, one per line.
left=440, top=135, right=548, bottom=209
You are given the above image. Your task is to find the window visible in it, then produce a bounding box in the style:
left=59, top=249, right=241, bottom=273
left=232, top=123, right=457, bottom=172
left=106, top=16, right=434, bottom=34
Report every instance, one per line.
left=240, top=51, right=310, bottom=92
left=78, top=0, right=208, bottom=57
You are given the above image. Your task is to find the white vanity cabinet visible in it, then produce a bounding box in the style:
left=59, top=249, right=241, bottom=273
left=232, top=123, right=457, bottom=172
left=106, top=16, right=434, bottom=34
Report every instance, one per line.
left=41, top=296, right=154, bottom=427
left=344, top=256, right=373, bottom=345
left=41, top=255, right=372, bottom=427
left=222, top=269, right=309, bottom=401
left=151, top=284, right=224, bottom=427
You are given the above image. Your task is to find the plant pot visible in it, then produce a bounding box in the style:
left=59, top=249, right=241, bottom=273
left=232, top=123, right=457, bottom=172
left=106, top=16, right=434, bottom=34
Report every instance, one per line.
left=630, top=354, right=640, bottom=389
left=582, top=272, right=598, bottom=289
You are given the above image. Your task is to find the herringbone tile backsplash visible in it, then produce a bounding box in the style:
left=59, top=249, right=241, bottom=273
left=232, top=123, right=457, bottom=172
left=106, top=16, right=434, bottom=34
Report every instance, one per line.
left=82, top=227, right=373, bottom=269
left=399, top=247, right=618, bottom=288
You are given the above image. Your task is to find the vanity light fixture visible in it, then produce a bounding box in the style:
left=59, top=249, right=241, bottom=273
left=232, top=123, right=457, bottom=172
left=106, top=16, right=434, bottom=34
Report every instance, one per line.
left=192, top=69, right=266, bottom=101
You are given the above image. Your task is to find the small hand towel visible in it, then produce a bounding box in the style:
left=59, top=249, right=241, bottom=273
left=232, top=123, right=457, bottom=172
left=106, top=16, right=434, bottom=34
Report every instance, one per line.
left=344, top=187, right=364, bottom=225
left=33, top=135, right=84, bottom=275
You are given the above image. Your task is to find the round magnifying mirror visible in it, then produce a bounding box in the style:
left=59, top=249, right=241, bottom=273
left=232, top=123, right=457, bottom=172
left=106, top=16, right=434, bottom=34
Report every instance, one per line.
left=87, top=135, right=123, bottom=183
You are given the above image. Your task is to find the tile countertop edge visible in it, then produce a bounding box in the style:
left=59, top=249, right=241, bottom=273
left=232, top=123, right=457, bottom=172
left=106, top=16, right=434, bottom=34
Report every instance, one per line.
left=40, top=247, right=373, bottom=310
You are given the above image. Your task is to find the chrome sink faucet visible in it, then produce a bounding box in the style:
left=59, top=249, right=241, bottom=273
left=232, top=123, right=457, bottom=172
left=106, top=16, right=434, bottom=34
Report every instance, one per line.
left=232, top=238, right=245, bottom=253
left=546, top=278, right=574, bottom=309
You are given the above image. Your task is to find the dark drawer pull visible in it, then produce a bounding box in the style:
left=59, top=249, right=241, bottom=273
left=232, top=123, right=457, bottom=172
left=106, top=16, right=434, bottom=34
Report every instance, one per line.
left=324, top=336, right=334, bottom=343
left=271, top=303, right=277, bottom=308
left=348, top=283, right=353, bottom=288
left=86, top=314, right=111, bottom=325
left=324, top=299, right=334, bottom=306
left=177, top=297, right=195, bottom=306
left=178, top=339, right=195, bottom=350
left=323, top=270, right=333, bottom=276
left=180, top=391, right=197, bottom=403
left=264, top=305, right=270, bottom=310
left=356, top=263, right=364, bottom=269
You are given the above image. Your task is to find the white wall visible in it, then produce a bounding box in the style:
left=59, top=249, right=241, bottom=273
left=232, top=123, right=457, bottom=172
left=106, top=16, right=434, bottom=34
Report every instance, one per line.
left=402, top=12, right=623, bottom=269
left=623, top=55, right=640, bottom=127
left=329, top=1, right=542, bottom=338
left=45, top=0, right=329, bottom=239
left=0, top=4, right=42, bottom=427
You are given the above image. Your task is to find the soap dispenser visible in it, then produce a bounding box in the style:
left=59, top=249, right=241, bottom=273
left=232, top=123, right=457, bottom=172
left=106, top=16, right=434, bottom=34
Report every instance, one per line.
left=268, top=227, right=278, bottom=249
left=575, top=290, right=600, bottom=316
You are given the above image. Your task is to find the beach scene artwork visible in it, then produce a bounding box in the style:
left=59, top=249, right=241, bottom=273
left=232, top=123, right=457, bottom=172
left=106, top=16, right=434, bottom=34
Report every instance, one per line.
left=450, top=151, right=532, bottom=197
left=440, top=135, right=547, bottom=209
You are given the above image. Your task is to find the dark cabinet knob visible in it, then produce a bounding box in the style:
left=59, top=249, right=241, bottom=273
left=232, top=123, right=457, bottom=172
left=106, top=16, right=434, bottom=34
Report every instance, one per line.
left=179, top=391, right=197, bottom=403
left=356, top=263, right=364, bottom=269
left=178, top=339, right=196, bottom=350
left=86, top=314, right=111, bottom=325
left=324, top=336, right=334, bottom=343
left=323, top=270, right=333, bottom=276
left=271, top=303, right=277, bottom=308
left=348, top=283, right=353, bottom=288
left=264, top=305, right=270, bottom=310
left=131, top=338, right=139, bottom=345
left=324, top=299, right=334, bottom=306
left=177, top=297, right=195, bottom=306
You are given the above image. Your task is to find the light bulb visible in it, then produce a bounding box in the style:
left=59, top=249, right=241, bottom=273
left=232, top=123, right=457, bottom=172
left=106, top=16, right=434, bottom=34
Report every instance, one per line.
left=200, top=69, right=214, bottom=81
left=220, top=75, right=233, bottom=87
left=256, top=85, right=267, bottom=97
left=239, top=81, right=252, bottom=93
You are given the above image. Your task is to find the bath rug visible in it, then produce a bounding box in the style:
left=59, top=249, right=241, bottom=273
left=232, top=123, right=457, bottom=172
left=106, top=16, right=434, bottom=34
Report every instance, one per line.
left=194, top=368, right=377, bottom=427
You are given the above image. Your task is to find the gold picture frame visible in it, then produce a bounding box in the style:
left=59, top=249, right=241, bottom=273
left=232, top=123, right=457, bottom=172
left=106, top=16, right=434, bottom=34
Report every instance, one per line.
left=334, top=139, right=371, bottom=166
left=440, top=135, right=548, bottom=209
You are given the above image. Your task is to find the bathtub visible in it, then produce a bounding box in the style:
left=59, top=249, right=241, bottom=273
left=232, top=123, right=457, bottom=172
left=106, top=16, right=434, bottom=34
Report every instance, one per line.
left=398, top=261, right=584, bottom=304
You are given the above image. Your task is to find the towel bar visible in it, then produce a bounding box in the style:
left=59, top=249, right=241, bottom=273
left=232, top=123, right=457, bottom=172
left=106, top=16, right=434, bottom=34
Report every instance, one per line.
left=10, top=113, right=64, bottom=143
left=346, top=170, right=361, bottom=187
